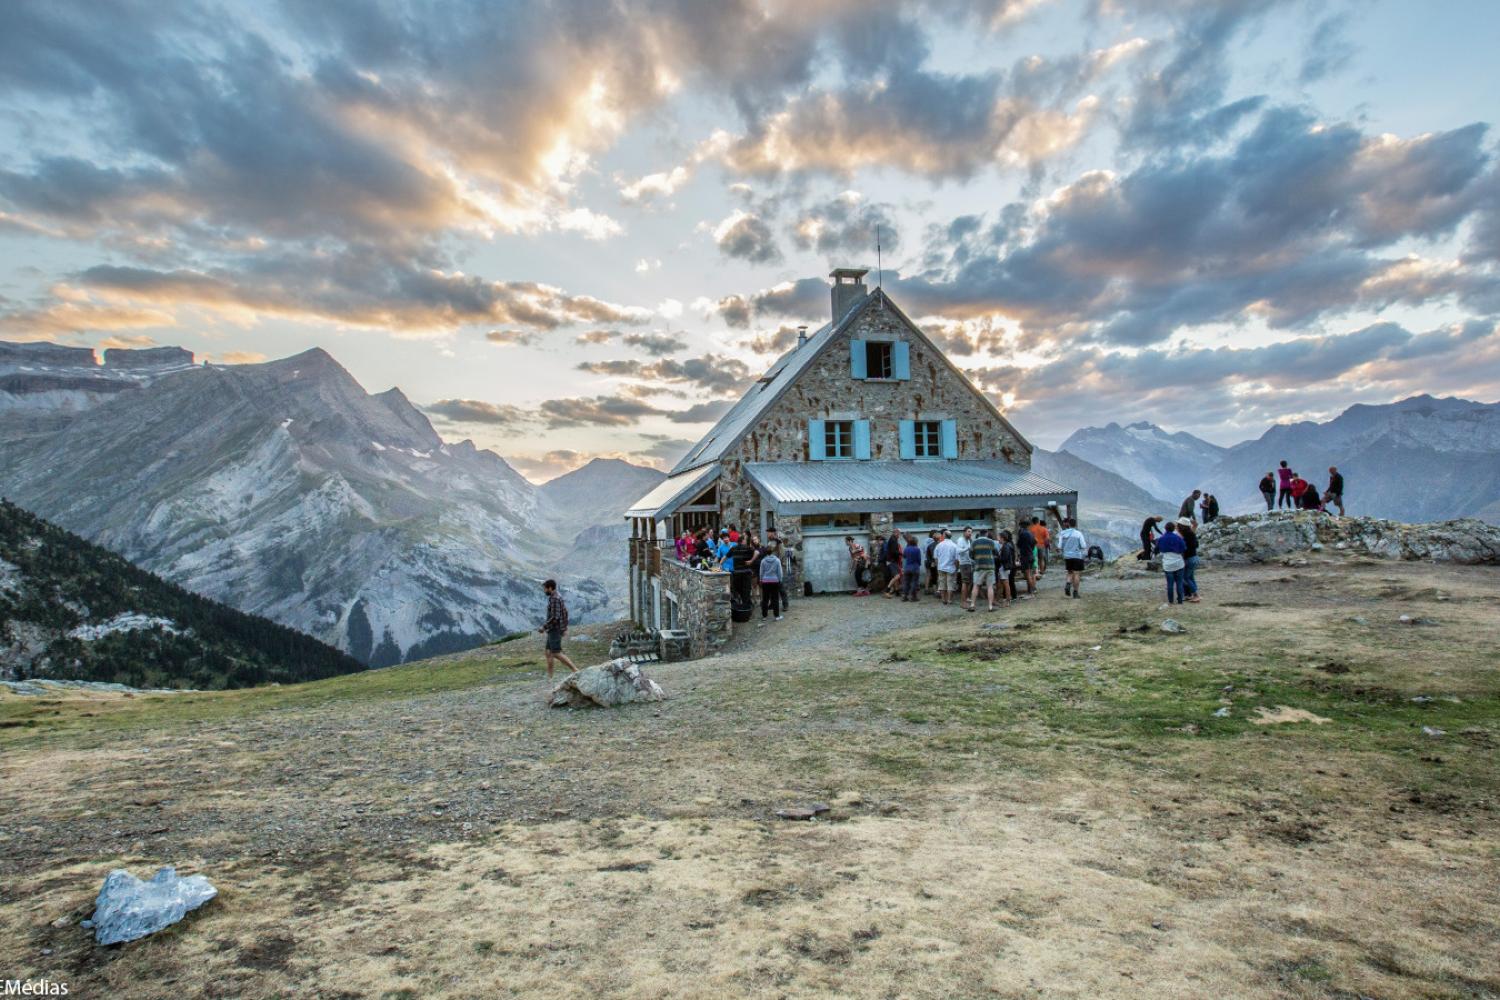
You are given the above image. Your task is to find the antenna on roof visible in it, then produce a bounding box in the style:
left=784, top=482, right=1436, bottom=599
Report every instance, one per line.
left=876, top=225, right=883, bottom=290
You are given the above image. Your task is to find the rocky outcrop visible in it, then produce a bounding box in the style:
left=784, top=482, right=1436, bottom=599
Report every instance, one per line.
left=550, top=658, right=666, bottom=708
left=1198, top=512, right=1500, bottom=565
left=103, top=346, right=195, bottom=369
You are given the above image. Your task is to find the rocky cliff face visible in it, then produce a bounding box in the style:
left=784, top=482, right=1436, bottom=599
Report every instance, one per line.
left=1198, top=511, right=1500, bottom=565
left=0, top=345, right=615, bottom=666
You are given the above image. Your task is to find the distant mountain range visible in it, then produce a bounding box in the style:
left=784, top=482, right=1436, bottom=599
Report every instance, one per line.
left=1057, top=396, right=1500, bottom=524
left=0, top=499, right=361, bottom=689
left=0, top=341, right=616, bottom=666
left=1057, top=421, right=1227, bottom=502
left=1031, top=449, right=1172, bottom=557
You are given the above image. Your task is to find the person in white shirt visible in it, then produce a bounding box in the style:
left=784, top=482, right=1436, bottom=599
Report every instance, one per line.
left=933, top=530, right=960, bottom=606
left=954, top=526, right=974, bottom=609
left=1058, top=518, right=1087, bottom=599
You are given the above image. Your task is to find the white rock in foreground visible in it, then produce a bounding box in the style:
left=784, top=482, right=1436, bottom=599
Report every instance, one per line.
left=83, top=866, right=216, bottom=945
left=550, top=658, right=666, bottom=709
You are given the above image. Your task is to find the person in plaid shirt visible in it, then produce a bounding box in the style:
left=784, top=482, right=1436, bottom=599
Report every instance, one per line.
left=539, top=579, right=578, bottom=678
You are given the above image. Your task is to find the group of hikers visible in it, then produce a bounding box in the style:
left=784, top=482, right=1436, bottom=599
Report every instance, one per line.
left=1136, top=516, right=1203, bottom=606
left=674, top=524, right=799, bottom=621
left=1259, top=462, right=1346, bottom=515
left=843, top=517, right=1096, bottom=611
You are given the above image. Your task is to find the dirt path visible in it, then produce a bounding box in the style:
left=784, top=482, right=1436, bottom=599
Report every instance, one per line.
left=2, top=559, right=1497, bottom=998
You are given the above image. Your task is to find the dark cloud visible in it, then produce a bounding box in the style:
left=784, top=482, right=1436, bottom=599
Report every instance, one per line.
left=621, top=332, right=688, bottom=356
left=576, top=353, right=755, bottom=396
left=69, top=256, right=649, bottom=332
left=1299, top=13, right=1357, bottom=85
left=667, top=400, right=734, bottom=423
left=859, top=108, right=1500, bottom=346
left=968, top=318, right=1500, bottom=442
left=485, top=329, right=538, bottom=346
left=538, top=395, right=665, bottom=428
left=712, top=211, right=782, bottom=263
left=739, top=324, right=803, bottom=355
left=575, top=329, right=621, bottom=344
left=1114, top=0, right=1283, bottom=151
left=425, top=398, right=530, bottom=425
left=789, top=193, right=899, bottom=256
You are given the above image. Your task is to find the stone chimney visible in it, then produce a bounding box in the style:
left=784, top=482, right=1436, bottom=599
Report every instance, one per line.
left=796, top=325, right=808, bottom=348
left=829, top=267, right=869, bottom=322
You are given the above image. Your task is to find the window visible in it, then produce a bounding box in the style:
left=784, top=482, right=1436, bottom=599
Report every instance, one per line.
left=912, top=420, right=942, bottom=458
left=865, top=341, right=893, bottom=379
left=802, top=513, right=866, bottom=529
left=825, top=419, right=854, bottom=459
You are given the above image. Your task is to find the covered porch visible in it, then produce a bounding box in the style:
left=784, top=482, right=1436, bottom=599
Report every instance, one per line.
left=744, top=460, right=1079, bottom=595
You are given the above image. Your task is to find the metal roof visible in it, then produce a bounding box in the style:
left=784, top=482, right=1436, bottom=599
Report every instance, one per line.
left=668, top=294, right=867, bottom=475
left=744, top=460, right=1076, bottom=513
left=623, top=464, right=721, bottom=519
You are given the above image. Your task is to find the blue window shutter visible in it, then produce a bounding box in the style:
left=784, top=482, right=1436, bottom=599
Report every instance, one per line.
left=941, top=419, right=958, bottom=459
left=854, top=419, right=872, bottom=460
left=808, top=419, right=826, bottom=460
left=892, top=341, right=910, bottom=380
left=849, top=340, right=867, bottom=379
left=899, top=420, right=916, bottom=460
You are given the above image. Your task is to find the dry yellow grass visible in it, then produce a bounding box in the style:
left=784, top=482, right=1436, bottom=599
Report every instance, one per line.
left=2, top=559, right=1497, bottom=998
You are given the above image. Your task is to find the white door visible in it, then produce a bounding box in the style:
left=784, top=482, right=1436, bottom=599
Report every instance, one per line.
left=802, top=533, right=867, bottom=594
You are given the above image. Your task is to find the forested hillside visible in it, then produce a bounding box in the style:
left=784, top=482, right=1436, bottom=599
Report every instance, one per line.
left=0, top=499, right=363, bottom=689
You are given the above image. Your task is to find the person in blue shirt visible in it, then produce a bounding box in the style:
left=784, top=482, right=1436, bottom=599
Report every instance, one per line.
left=1155, top=521, right=1188, bottom=605
left=901, top=534, right=923, bottom=602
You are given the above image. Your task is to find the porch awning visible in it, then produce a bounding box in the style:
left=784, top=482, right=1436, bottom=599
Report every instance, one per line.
left=743, top=460, right=1076, bottom=515
left=623, top=464, right=721, bottom=520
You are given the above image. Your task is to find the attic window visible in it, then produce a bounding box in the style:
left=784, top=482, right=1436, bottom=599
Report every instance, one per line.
left=865, top=341, right=893, bottom=379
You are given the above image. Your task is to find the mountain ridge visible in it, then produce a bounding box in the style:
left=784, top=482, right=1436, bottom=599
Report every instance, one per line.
left=0, top=340, right=611, bottom=666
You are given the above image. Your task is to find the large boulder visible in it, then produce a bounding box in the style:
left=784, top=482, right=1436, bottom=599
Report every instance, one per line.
left=550, top=658, right=666, bottom=709
left=1198, top=512, right=1500, bottom=565
left=83, top=866, right=217, bottom=945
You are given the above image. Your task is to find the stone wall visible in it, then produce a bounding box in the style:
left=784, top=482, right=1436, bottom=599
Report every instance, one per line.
left=657, top=557, right=733, bottom=658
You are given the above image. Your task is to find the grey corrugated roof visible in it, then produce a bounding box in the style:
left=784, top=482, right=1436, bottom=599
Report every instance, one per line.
left=624, top=464, right=721, bottom=519
left=744, top=460, right=1075, bottom=505
left=669, top=293, right=869, bottom=474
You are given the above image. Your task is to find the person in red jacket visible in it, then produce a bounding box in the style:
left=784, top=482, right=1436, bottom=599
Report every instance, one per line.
left=1290, top=472, right=1309, bottom=504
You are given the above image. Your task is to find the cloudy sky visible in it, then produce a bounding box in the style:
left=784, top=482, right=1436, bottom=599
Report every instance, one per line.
left=2, top=0, right=1498, bottom=479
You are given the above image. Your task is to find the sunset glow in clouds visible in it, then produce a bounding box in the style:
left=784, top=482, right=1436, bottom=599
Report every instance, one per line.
left=2, top=0, right=1498, bottom=479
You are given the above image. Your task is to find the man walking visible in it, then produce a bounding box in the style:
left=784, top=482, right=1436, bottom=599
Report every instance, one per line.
left=1325, top=466, right=1345, bottom=516
left=1277, top=461, right=1294, bottom=509
left=969, top=528, right=999, bottom=611
left=934, top=529, right=959, bottom=606
left=539, top=579, right=578, bottom=679
left=1058, top=518, right=1087, bottom=599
